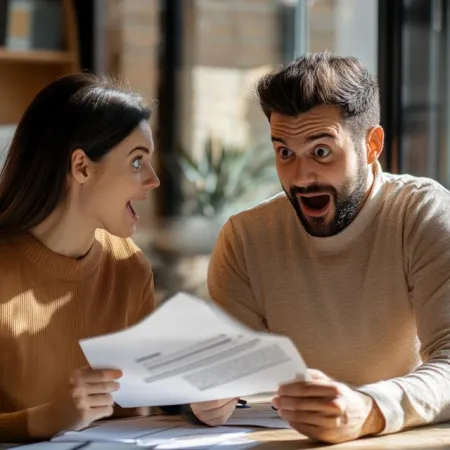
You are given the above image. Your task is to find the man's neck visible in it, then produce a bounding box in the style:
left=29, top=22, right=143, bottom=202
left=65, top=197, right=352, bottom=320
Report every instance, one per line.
left=356, top=164, right=376, bottom=216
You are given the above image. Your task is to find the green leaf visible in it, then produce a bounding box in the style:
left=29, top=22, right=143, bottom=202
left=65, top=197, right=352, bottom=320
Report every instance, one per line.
left=177, top=135, right=279, bottom=217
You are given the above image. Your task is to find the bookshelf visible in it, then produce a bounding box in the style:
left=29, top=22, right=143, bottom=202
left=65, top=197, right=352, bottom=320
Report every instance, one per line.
left=0, top=0, right=80, bottom=124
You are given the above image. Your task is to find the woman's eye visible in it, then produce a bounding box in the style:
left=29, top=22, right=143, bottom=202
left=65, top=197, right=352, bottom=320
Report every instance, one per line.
left=279, top=147, right=294, bottom=160
left=132, top=158, right=142, bottom=170
left=314, top=147, right=331, bottom=158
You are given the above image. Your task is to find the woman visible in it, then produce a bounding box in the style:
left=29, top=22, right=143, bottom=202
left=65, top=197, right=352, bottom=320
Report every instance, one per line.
left=0, top=73, right=160, bottom=442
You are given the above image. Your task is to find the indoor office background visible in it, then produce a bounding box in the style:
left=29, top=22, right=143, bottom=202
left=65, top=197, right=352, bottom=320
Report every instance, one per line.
left=0, top=0, right=448, bottom=302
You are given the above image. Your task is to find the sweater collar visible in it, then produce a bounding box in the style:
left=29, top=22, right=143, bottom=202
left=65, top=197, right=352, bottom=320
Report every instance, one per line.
left=11, top=228, right=106, bottom=281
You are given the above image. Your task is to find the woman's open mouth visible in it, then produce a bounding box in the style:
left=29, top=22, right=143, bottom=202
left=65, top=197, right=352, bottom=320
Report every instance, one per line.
left=298, top=194, right=331, bottom=217
left=126, top=200, right=139, bottom=219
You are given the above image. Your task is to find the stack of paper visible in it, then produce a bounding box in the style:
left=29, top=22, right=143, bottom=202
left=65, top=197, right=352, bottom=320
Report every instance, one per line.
left=50, top=404, right=288, bottom=449
left=51, top=415, right=253, bottom=447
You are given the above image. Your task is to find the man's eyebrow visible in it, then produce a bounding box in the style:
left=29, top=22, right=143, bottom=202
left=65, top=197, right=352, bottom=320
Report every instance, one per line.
left=271, top=136, right=287, bottom=145
left=271, top=133, right=337, bottom=145
left=305, top=132, right=338, bottom=143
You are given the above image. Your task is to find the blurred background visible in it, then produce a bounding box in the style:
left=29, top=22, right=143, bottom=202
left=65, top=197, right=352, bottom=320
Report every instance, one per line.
left=0, top=0, right=447, bottom=303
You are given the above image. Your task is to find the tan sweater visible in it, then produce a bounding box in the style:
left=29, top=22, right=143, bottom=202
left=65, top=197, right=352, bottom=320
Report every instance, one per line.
left=0, top=229, right=154, bottom=442
left=208, top=162, right=450, bottom=435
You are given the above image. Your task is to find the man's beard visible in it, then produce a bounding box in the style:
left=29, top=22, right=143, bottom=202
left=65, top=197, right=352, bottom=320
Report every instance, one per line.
left=284, top=166, right=368, bottom=238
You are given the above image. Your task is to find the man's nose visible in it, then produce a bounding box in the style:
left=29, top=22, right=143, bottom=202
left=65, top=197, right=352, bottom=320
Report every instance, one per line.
left=292, top=158, right=316, bottom=186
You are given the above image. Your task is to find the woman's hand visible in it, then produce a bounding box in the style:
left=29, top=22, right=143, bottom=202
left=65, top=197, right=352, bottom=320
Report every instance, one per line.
left=28, top=366, right=122, bottom=439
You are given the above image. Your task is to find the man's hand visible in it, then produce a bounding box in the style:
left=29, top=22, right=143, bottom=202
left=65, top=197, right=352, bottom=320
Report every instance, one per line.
left=190, top=398, right=238, bottom=426
left=272, top=369, right=385, bottom=444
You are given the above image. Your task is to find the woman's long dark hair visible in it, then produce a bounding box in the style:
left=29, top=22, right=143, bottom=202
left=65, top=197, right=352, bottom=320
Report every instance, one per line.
left=0, top=73, right=151, bottom=237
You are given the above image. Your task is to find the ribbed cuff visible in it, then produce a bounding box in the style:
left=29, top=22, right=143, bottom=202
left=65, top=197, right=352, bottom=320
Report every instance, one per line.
left=0, top=409, right=30, bottom=442
left=358, top=380, right=406, bottom=435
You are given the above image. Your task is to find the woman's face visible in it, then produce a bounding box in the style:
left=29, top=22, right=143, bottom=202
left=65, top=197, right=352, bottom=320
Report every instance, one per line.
left=71, top=120, right=160, bottom=238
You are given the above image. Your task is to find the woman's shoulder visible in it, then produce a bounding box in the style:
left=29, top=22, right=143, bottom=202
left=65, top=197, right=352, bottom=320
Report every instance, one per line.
left=0, top=236, right=21, bottom=261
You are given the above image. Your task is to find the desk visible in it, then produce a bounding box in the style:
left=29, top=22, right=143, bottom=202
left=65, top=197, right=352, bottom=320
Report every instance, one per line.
left=2, top=424, right=450, bottom=450
left=240, top=423, right=450, bottom=449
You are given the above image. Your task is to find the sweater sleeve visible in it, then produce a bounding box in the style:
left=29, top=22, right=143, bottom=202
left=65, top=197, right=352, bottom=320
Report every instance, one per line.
left=358, top=184, right=450, bottom=434
left=207, top=219, right=267, bottom=332
left=0, top=409, right=29, bottom=442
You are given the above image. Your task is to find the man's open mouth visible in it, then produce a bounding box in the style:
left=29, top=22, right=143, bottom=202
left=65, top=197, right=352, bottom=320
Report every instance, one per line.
left=298, top=194, right=331, bottom=217
left=126, top=200, right=139, bottom=219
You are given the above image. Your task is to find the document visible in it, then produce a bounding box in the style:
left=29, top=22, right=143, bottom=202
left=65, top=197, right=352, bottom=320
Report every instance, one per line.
left=80, top=292, right=307, bottom=408
left=52, top=415, right=253, bottom=447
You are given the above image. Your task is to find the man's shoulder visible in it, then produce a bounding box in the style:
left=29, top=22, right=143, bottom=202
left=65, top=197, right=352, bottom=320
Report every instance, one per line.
left=100, top=230, right=152, bottom=275
left=380, top=172, right=450, bottom=238
left=382, top=171, right=450, bottom=207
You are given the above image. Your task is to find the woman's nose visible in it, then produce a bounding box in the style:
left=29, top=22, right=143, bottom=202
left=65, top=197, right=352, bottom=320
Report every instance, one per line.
left=144, top=166, right=160, bottom=190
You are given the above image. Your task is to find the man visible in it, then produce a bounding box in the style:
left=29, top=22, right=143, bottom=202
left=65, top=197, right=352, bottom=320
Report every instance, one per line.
left=189, top=52, right=450, bottom=444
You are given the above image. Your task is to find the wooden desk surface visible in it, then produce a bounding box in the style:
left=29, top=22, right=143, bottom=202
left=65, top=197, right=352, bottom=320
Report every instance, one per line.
left=243, top=423, right=450, bottom=449
left=2, top=424, right=450, bottom=449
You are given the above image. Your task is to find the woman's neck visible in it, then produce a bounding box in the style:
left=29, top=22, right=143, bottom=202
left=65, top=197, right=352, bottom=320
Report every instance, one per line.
left=30, top=205, right=97, bottom=259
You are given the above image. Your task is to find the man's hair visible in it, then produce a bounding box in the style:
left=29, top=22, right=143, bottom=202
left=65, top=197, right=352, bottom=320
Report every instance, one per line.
left=256, top=51, right=380, bottom=138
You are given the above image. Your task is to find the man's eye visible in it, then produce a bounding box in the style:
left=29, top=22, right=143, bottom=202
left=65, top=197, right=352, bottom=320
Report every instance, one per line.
left=279, top=147, right=294, bottom=160
left=314, top=147, right=331, bottom=158
left=132, top=158, right=142, bottom=170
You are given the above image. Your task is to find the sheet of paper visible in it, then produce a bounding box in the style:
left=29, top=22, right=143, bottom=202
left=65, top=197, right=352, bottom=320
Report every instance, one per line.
left=79, top=292, right=308, bottom=407
left=51, top=415, right=253, bottom=448
left=227, top=403, right=289, bottom=429
left=10, top=445, right=80, bottom=450
left=14, top=444, right=140, bottom=450
left=152, top=433, right=259, bottom=450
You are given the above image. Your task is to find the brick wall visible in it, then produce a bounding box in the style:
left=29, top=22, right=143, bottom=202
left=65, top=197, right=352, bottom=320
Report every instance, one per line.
left=120, top=0, right=160, bottom=107
left=183, top=0, right=283, bottom=155
left=104, top=0, right=283, bottom=153
left=105, top=0, right=160, bottom=113
left=193, top=0, right=282, bottom=68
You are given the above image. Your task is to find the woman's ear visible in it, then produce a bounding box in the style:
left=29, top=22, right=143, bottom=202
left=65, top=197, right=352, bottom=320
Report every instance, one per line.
left=70, top=149, right=90, bottom=185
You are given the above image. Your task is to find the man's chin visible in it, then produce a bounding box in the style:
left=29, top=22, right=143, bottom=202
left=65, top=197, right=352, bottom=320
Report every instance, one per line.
left=287, top=195, right=338, bottom=237
left=301, top=218, right=335, bottom=237
left=296, top=209, right=338, bottom=238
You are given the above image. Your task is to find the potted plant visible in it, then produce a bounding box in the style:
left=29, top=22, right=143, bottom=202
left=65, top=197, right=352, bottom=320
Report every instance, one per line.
left=154, top=136, right=279, bottom=256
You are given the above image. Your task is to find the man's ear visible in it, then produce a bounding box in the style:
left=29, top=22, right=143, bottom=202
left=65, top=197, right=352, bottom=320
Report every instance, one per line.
left=70, top=149, right=91, bottom=185
left=366, top=126, right=384, bottom=164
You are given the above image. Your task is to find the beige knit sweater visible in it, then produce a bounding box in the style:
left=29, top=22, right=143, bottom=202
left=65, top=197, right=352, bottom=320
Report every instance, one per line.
left=208, top=162, right=450, bottom=435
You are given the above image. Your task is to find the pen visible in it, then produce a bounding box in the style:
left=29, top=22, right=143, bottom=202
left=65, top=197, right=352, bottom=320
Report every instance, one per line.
left=236, top=398, right=250, bottom=408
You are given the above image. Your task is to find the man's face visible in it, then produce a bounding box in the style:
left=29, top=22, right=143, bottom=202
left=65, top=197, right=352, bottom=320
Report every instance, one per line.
left=270, top=105, right=373, bottom=237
